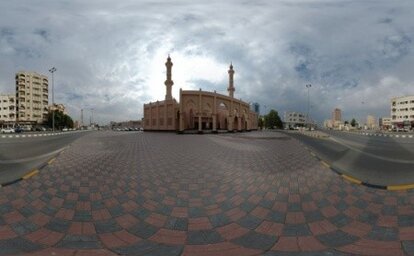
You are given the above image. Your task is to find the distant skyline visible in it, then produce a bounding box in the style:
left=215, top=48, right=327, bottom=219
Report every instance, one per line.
left=0, top=0, right=413, bottom=124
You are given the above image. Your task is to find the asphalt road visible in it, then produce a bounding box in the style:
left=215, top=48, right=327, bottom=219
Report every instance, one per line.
left=0, top=131, right=87, bottom=184
left=287, top=130, right=414, bottom=186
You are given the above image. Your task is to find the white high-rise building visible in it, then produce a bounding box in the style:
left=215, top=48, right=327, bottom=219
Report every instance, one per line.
left=0, top=94, right=16, bottom=125
left=391, top=95, right=414, bottom=129
left=15, top=71, right=49, bottom=124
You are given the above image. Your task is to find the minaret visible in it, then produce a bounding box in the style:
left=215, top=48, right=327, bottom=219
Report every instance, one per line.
left=227, top=63, right=235, bottom=98
left=165, top=55, right=174, bottom=100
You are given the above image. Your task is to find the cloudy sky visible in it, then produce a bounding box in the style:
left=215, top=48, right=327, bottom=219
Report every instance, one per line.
left=0, top=0, right=413, bottom=124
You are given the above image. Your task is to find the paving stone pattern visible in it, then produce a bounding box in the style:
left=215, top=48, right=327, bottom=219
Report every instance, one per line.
left=1, top=131, right=414, bottom=255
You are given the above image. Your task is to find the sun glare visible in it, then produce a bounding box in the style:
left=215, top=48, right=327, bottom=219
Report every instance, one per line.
left=145, top=47, right=228, bottom=101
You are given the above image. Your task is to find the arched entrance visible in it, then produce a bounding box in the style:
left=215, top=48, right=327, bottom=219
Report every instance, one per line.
left=233, top=116, right=238, bottom=131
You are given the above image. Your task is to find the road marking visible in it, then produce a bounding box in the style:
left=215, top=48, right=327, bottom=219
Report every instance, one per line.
left=0, top=147, right=67, bottom=164
left=342, top=174, right=362, bottom=184
left=310, top=152, right=316, bottom=157
left=330, top=137, right=414, bottom=164
left=387, top=184, right=414, bottom=191
left=48, top=158, right=56, bottom=165
left=320, top=161, right=330, bottom=168
left=22, top=169, right=39, bottom=179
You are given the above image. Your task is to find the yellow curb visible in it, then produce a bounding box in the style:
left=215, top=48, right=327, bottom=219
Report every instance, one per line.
left=342, top=174, right=362, bottom=185
left=320, top=161, right=330, bottom=168
left=22, top=169, right=39, bottom=180
left=48, top=158, right=56, bottom=165
left=387, top=184, right=414, bottom=191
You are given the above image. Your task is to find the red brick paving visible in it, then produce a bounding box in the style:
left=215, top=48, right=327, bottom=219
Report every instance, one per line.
left=339, top=239, right=404, bottom=256
left=0, top=131, right=412, bottom=255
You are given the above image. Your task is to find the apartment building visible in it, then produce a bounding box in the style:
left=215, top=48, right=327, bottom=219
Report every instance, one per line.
left=0, top=94, right=16, bottom=125
left=15, top=71, right=49, bottom=124
left=391, top=95, right=414, bottom=129
left=284, top=111, right=306, bottom=129
left=48, top=103, right=67, bottom=115
left=379, top=117, right=391, bottom=130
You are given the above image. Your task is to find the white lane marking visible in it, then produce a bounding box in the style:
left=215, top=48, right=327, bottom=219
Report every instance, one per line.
left=0, top=147, right=67, bottom=164
left=330, top=137, right=414, bottom=164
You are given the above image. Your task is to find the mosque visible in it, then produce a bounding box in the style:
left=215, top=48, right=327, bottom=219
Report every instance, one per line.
left=143, top=56, right=258, bottom=133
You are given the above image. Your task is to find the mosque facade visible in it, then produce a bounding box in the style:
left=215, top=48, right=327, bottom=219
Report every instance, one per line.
left=143, top=56, right=258, bottom=133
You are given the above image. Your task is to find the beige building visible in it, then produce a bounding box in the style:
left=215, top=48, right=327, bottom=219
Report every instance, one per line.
left=332, top=108, right=342, bottom=122
left=143, top=56, right=258, bottom=133
left=366, top=115, right=377, bottom=130
left=379, top=117, right=391, bottom=130
left=391, top=95, right=414, bottom=129
left=48, top=103, right=67, bottom=115
left=15, top=71, right=49, bottom=124
left=284, top=112, right=306, bottom=129
left=0, top=94, right=16, bottom=126
left=323, top=119, right=333, bottom=129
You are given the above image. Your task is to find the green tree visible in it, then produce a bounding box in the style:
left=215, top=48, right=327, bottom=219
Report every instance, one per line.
left=258, top=116, right=264, bottom=129
left=344, top=120, right=349, bottom=125
left=264, top=109, right=283, bottom=129
left=47, top=111, right=74, bottom=130
left=351, top=118, right=357, bottom=127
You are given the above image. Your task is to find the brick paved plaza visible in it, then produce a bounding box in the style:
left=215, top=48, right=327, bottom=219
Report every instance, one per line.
left=1, top=131, right=414, bottom=255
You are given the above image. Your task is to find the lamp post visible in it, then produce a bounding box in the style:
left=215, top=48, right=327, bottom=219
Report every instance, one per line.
left=90, top=108, right=94, bottom=127
left=306, top=84, right=312, bottom=129
left=48, top=67, right=57, bottom=132
left=81, top=108, right=84, bottom=128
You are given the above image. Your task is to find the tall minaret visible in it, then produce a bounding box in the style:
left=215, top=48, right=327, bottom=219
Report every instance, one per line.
left=227, top=63, right=235, bottom=98
left=165, top=55, right=174, bottom=100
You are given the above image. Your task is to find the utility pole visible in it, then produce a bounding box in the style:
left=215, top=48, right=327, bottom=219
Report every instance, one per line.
left=81, top=109, right=84, bottom=127
left=90, top=108, right=94, bottom=127
left=48, top=67, right=57, bottom=132
left=306, top=84, right=312, bottom=129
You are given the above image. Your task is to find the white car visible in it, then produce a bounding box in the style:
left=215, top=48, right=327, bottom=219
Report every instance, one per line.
left=1, top=128, right=15, bottom=133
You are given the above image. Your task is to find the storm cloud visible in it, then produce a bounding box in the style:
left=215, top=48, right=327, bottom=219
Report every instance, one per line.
left=0, top=0, right=413, bottom=124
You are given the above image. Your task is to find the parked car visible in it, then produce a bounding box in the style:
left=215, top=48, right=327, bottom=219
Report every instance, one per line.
left=62, top=128, right=68, bottom=132
left=14, top=127, right=23, bottom=133
left=1, top=128, right=15, bottom=133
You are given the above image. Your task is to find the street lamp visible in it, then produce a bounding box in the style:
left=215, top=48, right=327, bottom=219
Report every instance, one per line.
left=49, top=67, right=57, bottom=132
left=306, top=84, right=312, bottom=129
left=90, top=108, right=94, bottom=127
